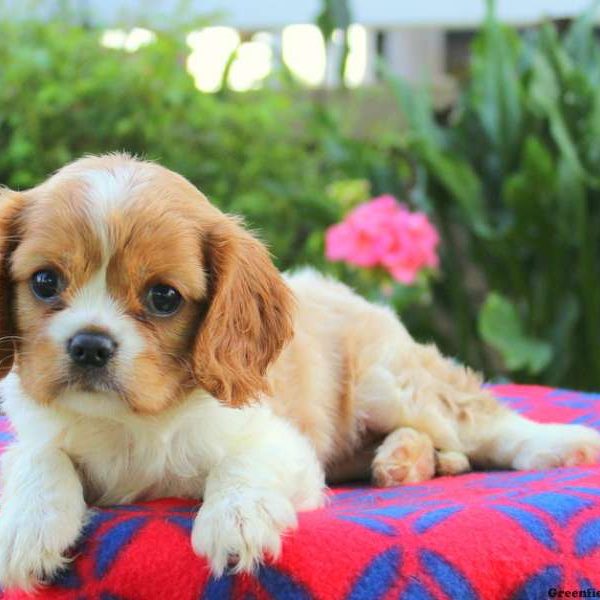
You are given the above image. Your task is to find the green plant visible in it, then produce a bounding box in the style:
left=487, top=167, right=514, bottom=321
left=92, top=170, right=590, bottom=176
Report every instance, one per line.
left=316, top=0, right=352, bottom=85
left=387, top=0, right=600, bottom=389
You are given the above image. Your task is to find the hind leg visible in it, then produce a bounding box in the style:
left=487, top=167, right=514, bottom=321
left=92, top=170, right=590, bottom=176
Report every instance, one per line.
left=358, top=341, right=600, bottom=474
left=465, top=413, right=600, bottom=471
left=407, top=351, right=600, bottom=471
left=350, top=302, right=600, bottom=476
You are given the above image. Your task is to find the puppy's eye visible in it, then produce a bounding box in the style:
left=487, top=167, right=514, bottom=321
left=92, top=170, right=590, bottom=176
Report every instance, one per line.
left=30, top=269, right=65, bottom=301
left=145, top=284, right=182, bottom=316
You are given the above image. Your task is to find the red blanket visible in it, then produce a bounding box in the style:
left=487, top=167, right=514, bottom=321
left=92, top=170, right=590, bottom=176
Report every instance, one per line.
left=1, top=384, right=600, bottom=599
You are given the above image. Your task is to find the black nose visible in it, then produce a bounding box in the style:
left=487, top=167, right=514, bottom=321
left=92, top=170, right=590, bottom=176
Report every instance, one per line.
left=67, top=332, right=116, bottom=368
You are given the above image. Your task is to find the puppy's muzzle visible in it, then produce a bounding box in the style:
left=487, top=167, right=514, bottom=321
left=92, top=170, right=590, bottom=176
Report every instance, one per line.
left=67, top=331, right=117, bottom=369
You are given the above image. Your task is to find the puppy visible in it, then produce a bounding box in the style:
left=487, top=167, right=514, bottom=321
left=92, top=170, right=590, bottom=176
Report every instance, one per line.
left=0, top=154, right=598, bottom=591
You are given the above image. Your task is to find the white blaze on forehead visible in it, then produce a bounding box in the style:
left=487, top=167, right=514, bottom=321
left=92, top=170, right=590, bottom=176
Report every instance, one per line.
left=81, top=165, right=145, bottom=257
left=82, top=165, right=141, bottom=217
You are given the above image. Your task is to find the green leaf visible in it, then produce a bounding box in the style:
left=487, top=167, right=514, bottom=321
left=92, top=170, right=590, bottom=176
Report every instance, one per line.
left=469, top=0, right=523, bottom=173
left=556, top=156, right=587, bottom=244
left=388, top=276, right=432, bottom=313
left=528, top=25, right=600, bottom=187
left=383, top=65, right=493, bottom=237
left=546, top=294, right=579, bottom=385
left=316, top=0, right=352, bottom=83
left=502, top=136, right=556, bottom=226
left=326, top=178, right=371, bottom=211
left=419, top=146, right=493, bottom=238
left=478, top=292, right=552, bottom=374
left=528, top=47, right=586, bottom=175
left=383, top=62, right=444, bottom=149
left=316, top=0, right=351, bottom=39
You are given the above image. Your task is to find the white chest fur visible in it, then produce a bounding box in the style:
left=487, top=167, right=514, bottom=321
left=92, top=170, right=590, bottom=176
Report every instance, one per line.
left=0, top=373, right=260, bottom=505
left=61, top=414, right=212, bottom=504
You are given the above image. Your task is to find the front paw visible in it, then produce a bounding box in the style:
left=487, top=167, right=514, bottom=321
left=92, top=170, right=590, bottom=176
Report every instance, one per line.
left=192, top=489, right=298, bottom=577
left=513, top=424, right=600, bottom=470
left=0, top=501, right=85, bottom=591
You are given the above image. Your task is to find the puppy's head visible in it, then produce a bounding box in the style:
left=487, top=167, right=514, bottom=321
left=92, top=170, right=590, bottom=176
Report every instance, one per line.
left=0, top=154, right=293, bottom=415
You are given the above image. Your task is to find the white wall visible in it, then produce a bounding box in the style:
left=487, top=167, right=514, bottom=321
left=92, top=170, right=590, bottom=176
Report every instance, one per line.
left=352, top=0, right=595, bottom=29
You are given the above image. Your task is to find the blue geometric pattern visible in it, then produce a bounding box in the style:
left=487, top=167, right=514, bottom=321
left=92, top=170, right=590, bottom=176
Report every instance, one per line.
left=419, top=549, right=478, bottom=600
left=346, top=547, right=401, bottom=600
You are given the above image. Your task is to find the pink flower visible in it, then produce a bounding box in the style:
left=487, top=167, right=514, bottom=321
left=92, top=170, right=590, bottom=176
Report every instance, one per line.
left=325, top=222, right=380, bottom=267
left=325, top=194, right=439, bottom=284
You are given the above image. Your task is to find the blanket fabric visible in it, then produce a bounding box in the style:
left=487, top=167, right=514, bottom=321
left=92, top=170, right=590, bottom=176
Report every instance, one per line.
left=1, top=384, right=600, bottom=600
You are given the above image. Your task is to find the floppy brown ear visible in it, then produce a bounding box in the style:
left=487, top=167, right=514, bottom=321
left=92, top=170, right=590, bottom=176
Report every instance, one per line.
left=0, top=188, right=25, bottom=377
left=192, top=216, right=295, bottom=406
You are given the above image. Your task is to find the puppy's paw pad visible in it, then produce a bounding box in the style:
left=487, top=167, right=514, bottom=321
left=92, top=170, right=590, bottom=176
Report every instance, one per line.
left=192, top=490, right=297, bottom=576
left=372, top=428, right=435, bottom=487
left=514, top=424, right=600, bottom=470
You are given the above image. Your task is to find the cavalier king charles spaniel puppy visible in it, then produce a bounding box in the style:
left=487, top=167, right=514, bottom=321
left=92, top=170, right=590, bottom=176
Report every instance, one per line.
left=0, top=154, right=599, bottom=591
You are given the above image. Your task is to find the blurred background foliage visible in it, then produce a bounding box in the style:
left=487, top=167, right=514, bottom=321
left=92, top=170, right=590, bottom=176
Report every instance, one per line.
left=0, top=1, right=599, bottom=390
left=390, top=1, right=600, bottom=390
left=0, top=18, right=403, bottom=270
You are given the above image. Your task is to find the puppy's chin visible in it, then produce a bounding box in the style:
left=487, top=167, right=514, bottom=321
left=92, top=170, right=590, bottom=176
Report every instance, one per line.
left=67, top=368, right=121, bottom=395
left=55, top=368, right=132, bottom=418
left=56, top=388, right=131, bottom=419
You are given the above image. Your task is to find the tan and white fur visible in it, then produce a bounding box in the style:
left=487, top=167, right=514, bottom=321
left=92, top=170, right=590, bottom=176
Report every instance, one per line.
left=0, top=154, right=598, bottom=592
